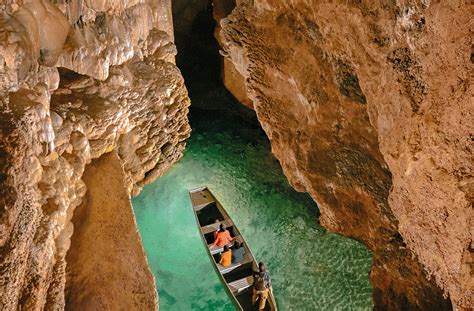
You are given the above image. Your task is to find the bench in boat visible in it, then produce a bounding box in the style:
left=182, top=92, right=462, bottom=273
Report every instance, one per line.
left=201, top=219, right=233, bottom=235
left=190, top=190, right=215, bottom=211
left=228, top=276, right=254, bottom=295
left=217, top=253, right=253, bottom=274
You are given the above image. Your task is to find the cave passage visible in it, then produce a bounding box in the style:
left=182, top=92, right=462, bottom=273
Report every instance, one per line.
left=131, top=2, right=373, bottom=310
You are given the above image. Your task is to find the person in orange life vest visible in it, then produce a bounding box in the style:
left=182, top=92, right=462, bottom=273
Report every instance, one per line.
left=219, top=245, right=232, bottom=267
left=210, top=224, right=233, bottom=248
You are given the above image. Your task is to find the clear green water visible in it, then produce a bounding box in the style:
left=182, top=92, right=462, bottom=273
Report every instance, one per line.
left=132, top=109, right=373, bottom=310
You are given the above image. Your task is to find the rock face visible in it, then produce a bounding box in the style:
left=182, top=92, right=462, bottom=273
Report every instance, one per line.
left=215, top=0, right=472, bottom=309
left=65, top=151, right=156, bottom=310
left=0, top=0, right=190, bottom=309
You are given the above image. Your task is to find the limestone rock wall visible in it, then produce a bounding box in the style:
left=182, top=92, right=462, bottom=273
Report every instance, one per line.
left=0, top=0, right=190, bottom=309
left=216, top=0, right=472, bottom=309
left=65, top=151, right=156, bottom=310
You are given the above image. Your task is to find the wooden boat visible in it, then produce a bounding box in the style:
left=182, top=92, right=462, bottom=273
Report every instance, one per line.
left=189, top=186, right=278, bottom=311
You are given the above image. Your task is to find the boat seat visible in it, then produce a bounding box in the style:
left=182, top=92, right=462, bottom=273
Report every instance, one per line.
left=201, top=219, right=233, bottom=235
left=217, top=253, right=253, bottom=274
left=208, top=236, right=244, bottom=255
left=228, top=276, right=254, bottom=295
left=190, top=190, right=216, bottom=211
left=217, top=262, right=241, bottom=274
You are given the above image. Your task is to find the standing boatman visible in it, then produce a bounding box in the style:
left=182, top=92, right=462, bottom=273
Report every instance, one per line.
left=252, top=262, right=272, bottom=310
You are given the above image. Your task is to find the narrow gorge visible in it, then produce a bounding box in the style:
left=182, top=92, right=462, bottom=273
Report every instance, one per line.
left=0, top=0, right=472, bottom=310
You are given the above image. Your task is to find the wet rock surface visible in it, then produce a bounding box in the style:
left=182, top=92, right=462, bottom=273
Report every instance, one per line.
left=0, top=0, right=190, bottom=309
left=215, top=0, right=472, bottom=309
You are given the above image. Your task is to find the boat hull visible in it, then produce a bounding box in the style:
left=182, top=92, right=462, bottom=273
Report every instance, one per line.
left=189, top=187, right=278, bottom=311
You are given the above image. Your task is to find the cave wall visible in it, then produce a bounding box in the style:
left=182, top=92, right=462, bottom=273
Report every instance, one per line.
left=215, top=0, right=472, bottom=309
left=65, top=151, right=156, bottom=310
left=0, top=0, right=190, bottom=309
left=1, top=0, right=471, bottom=309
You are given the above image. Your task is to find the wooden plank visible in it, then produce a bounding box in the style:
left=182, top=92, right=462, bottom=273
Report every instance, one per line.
left=229, top=276, right=254, bottom=294
left=189, top=186, right=207, bottom=193
left=201, top=219, right=233, bottom=235
left=218, top=262, right=242, bottom=274
left=218, top=255, right=253, bottom=275
left=190, top=189, right=215, bottom=210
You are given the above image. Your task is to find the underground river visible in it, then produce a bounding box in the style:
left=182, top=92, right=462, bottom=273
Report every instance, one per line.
left=131, top=4, right=373, bottom=310
left=131, top=107, right=374, bottom=310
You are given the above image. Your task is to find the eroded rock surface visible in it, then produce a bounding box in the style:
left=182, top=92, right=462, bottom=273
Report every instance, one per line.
left=65, top=151, right=156, bottom=310
left=216, top=0, right=472, bottom=309
left=0, top=0, right=190, bottom=309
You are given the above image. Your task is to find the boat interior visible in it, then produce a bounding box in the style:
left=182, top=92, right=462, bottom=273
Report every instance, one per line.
left=191, top=188, right=272, bottom=310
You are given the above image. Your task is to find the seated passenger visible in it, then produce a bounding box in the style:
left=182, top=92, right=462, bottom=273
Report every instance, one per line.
left=231, top=241, right=246, bottom=264
left=219, top=245, right=232, bottom=267
left=210, top=224, right=233, bottom=248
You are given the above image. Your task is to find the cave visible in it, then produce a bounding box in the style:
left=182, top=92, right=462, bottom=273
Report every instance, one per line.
left=0, top=0, right=471, bottom=310
left=172, top=0, right=255, bottom=119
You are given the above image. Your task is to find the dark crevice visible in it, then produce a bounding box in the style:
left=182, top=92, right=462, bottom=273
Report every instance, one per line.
left=172, top=0, right=257, bottom=123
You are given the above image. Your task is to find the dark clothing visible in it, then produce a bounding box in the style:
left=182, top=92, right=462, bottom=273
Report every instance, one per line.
left=231, top=246, right=245, bottom=263
left=253, top=271, right=271, bottom=290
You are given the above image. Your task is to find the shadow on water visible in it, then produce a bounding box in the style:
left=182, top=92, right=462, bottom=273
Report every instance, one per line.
left=131, top=1, right=373, bottom=310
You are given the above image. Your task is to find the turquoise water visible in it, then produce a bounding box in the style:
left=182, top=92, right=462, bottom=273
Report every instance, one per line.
left=132, top=109, right=373, bottom=310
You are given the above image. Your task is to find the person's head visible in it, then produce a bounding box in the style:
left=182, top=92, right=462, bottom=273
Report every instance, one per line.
left=259, top=262, right=266, bottom=272
left=220, top=224, right=226, bottom=232
left=234, top=241, right=241, bottom=249
left=223, top=245, right=230, bottom=252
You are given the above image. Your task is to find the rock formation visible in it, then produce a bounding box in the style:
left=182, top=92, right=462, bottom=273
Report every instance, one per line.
left=214, top=0, right=472, bottom=309
left=65, top=151, right=156, bottom=310
left=0, top=0, right=190, bottom=309
left=1, top=0, right=472, bottom=309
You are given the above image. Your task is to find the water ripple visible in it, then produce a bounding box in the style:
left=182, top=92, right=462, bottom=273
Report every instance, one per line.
left=132, top=110, right=373, bottom=310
